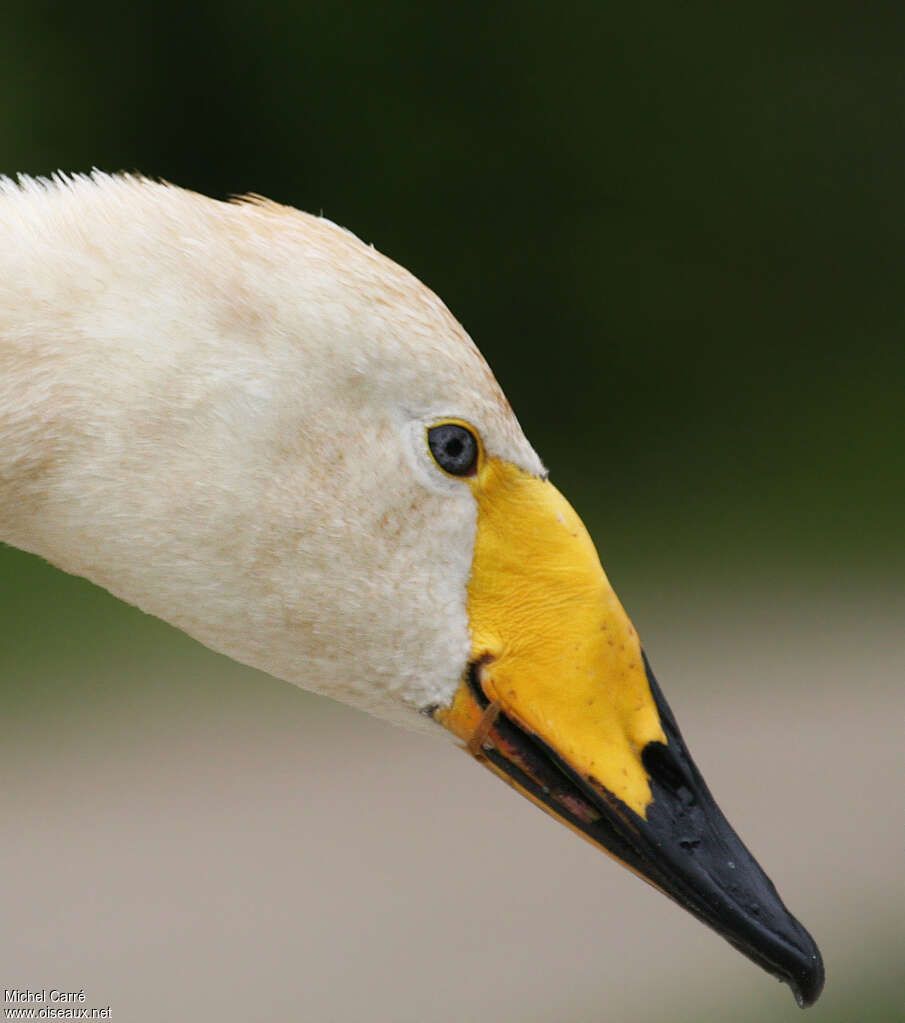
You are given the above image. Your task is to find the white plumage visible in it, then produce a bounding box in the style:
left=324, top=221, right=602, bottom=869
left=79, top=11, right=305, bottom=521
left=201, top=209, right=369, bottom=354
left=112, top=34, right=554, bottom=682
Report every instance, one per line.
left=0, top=171, right=540, bottom=729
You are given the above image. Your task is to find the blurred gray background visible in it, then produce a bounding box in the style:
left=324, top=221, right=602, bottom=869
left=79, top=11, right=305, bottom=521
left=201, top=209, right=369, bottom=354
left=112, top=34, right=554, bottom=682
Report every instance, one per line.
left=2, top=3, right=902, bottom=1021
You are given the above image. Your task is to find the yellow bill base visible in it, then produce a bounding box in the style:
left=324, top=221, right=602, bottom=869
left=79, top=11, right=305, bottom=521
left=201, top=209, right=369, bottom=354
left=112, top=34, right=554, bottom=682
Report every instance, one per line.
left=446, top=456, right=665, bottom=818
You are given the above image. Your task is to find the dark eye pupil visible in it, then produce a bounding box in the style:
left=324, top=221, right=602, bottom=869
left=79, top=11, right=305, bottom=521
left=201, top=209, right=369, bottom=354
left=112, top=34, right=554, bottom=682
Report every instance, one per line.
left=428, top=423, right=478, bottom=476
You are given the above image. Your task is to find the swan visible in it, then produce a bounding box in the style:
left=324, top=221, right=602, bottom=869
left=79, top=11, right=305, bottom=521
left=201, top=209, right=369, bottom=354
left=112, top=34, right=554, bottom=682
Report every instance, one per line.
left=0, top=172, right=823, bottom=1007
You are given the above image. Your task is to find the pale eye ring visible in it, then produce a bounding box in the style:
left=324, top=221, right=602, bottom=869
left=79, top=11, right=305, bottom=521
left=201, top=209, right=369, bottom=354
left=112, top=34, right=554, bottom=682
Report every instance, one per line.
left=427, top=422, right=479, bottom=477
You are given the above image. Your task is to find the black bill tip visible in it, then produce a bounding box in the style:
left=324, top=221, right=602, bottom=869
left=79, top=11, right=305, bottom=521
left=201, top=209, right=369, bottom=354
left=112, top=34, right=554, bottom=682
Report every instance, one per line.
left=724, top=910, right=824, bottom=1008
left=458, top=653, right=825, bottom=1007
left=790, top=947, right=825, bottom=1009
left=641, top=655, right=825, bottom=1007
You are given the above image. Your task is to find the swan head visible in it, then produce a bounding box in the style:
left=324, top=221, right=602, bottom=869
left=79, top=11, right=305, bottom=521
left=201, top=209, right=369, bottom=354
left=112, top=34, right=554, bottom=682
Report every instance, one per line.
left=0, top=173, right=823, bottom=1006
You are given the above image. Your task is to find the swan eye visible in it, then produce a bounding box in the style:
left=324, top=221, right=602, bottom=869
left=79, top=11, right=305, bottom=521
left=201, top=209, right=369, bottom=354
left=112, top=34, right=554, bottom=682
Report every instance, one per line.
left=427, top=422, right=479, bottom=477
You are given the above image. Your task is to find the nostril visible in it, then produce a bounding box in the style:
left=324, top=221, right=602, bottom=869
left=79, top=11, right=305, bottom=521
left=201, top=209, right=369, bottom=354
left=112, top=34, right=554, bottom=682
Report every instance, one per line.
left=642, top=741, right=696, bottom=805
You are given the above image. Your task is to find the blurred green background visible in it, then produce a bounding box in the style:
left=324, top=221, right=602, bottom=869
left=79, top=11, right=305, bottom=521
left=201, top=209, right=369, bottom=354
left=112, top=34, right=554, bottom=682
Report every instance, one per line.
left=2, top=3, right=902, bottom=1022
